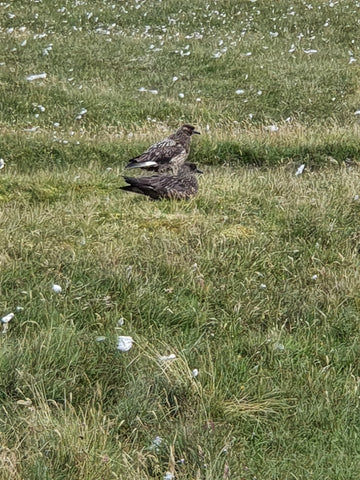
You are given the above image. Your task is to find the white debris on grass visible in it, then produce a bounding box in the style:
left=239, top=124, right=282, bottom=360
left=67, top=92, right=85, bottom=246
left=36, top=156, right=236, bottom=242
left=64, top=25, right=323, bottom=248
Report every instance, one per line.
left=16, top=398, right=33, bottom=406
left=126, top=266, right=133, bottom=282
left=33, top=33, right=47, bottom=40
left=138, top=87, right=158, bottom=94
left=43, top=45, right=53, bottom=56
left=158, top=353, right=176, bottom=363
left=265, top=125, right=279, bottom=132
left=152, top=436, right=162, bottom=447
left=163, top=473, right=175, bottom=480
left=23, top=126, right=39, bottom=133
left=26, top=72, right=47, bottom=81
left=76, top=108, right=87, bottom=120
left=192, top=368, right=199, bottom=377
left=0, top=159, right=5, bottom=169
left=52, top=284, right=62, bottom=293
left=295, top=164, right=306, bottom=176
left=117, top=336, right=134, bottom=352
left=1, top=312, right=14, bottom=334
left=32, top=104, right=45, bottom=112
left=1, top=313, right=14, bottom=324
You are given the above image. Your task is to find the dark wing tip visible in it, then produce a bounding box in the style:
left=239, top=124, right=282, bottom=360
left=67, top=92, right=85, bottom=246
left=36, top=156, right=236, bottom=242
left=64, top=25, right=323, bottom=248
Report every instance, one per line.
left=125, top=160, right=137, bottom=169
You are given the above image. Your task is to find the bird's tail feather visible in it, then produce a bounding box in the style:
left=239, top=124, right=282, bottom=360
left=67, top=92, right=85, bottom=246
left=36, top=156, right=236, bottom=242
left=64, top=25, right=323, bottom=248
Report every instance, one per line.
left=125, top=160, right=158, bottom=169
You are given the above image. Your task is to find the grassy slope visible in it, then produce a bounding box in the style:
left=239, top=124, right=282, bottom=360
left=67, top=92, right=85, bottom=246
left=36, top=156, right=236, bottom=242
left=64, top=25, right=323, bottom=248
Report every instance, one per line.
left=1, top=1, right=360, bottom=479
left=1, top=0, right=360, bottom=167
left=2, top=164, right=360, bottom=479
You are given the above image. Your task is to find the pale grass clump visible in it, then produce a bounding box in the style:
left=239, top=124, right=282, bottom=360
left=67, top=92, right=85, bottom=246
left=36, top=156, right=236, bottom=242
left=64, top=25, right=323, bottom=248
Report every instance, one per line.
left=1, top=385, right=121, bottom=479
left=223, top=394, right=291, bottom=420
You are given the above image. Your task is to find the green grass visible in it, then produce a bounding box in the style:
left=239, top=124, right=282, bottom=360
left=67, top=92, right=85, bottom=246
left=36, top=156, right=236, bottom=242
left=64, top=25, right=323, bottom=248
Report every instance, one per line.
left=2, top=164, right=360, bottom=479
left=2, top=0, right=360, bottom=137
left=2, top=0, right=360, bottom=479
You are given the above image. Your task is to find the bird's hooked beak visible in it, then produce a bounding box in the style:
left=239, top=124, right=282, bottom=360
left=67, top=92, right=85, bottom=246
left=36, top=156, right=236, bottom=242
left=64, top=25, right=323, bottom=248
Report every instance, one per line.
left=193, top=130, right=201, bottom=135
left=195, top=167, right=203, bottom=174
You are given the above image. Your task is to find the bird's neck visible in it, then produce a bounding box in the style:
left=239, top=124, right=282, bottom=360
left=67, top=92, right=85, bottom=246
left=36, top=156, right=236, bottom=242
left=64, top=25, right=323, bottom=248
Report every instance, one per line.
left=173, top=132, right=191, bottom=148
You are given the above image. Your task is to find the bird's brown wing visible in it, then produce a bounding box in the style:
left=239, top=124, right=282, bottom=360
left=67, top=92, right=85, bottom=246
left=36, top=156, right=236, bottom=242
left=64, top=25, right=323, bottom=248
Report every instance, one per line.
left=155, top=175, right=197, bottom=198
left=126, top=138, right=186, bottom=169
left=144, top=161, right=194, bottom=173
left=122, top=175, right=197, bottom=200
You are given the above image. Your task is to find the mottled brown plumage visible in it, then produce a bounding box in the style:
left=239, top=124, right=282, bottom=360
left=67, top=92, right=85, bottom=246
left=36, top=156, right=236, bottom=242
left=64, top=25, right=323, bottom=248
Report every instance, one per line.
left=125, top=124, right=200, bottom=173
left=144, top=161, right=197, bottom=174
left=121, top=163, right=202, bottom=200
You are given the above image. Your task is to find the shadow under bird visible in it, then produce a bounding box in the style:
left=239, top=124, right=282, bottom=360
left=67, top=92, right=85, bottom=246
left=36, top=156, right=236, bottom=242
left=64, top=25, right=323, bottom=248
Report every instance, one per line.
left=125, top=124, right=200, bottom=173
left=120, top=163, right=202, bottom=200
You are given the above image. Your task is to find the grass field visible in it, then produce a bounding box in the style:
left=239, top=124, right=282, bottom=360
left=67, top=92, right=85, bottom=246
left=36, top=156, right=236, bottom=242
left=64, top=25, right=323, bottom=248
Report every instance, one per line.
left=2, top=1, right=360, bottom=479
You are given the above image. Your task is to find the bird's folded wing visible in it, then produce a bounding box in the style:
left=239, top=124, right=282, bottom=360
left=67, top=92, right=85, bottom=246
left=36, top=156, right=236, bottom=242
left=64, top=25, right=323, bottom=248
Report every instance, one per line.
left=158, top=176, right=189, bottom=193
left=132, top=139, right=184, bottom=164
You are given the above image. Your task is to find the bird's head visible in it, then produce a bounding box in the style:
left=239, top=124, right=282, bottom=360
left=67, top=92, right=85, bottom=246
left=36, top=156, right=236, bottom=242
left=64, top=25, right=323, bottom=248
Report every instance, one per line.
left=179, top=124, right=201, bottom=136
left=181, top=162, right=203, bottom=174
